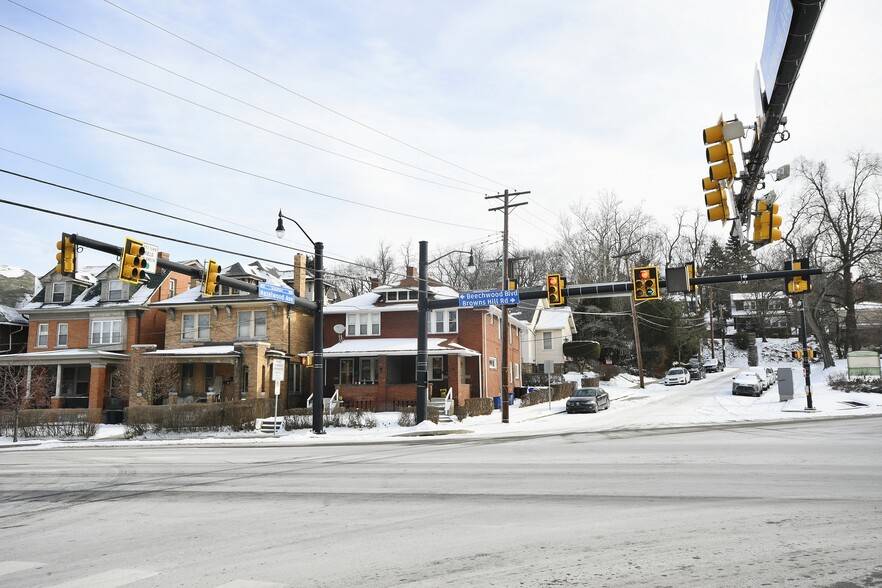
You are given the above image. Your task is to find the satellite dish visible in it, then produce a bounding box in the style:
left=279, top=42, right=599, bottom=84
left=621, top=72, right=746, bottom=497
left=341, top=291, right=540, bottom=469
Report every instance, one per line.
left=333, top=324, right=345, bottom=334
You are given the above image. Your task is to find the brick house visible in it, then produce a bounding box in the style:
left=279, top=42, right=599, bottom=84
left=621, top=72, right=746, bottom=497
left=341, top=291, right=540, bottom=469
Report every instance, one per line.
left=322, top=267, right=525, bottom=411
left=148, top=256, right=319, bottom=410
left=0, top=257, right=190, bottom=410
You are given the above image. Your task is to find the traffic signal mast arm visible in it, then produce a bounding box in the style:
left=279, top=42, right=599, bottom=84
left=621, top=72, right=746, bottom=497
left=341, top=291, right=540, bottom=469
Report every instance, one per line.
left=66, top=234, right=317, bottom=311
left=425, top=267, right=824, bottom=310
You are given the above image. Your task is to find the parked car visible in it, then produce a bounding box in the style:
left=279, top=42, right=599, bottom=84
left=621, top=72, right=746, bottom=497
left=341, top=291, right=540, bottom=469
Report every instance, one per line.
left=746, top=367, right=771, bottom=390
left=566, top=387, right=610, bottom=413
left=664, top=367, right=690, bottom=386
left=687, top=361, right=706, bottom=380
left=732, top=372, right=764, bottom=396
left=703, top=358, right=723, bottom=373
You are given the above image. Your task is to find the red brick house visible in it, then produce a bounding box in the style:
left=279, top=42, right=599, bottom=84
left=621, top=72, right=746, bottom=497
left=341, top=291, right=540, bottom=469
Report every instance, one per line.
left=0, top=257, right=190, bottom=410
left=322, top=268, right=525, bottom=411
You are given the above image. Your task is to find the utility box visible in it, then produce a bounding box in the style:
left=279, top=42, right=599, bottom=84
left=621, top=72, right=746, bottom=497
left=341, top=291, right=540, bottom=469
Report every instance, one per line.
left=777, top=367, right=794, bottom=401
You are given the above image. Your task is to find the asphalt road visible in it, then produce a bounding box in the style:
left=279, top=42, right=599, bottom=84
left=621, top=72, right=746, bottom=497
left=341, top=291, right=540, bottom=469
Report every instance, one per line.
left=2, top=417, right=881, bottom=588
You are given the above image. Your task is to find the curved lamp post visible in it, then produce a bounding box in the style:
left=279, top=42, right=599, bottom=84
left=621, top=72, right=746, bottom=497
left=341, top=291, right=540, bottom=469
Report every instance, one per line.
left=417, top=241, right=476, bottom=423
left=276, top=210, right=325, bottom=434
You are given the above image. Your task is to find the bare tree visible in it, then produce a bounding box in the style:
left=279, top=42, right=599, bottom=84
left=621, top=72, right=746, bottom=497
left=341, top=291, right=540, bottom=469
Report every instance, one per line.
left=111, top=352, right=180, bottom=406
left=795, top=151, right=882, bottom=354
left=0, top=364, right=52, bottom=442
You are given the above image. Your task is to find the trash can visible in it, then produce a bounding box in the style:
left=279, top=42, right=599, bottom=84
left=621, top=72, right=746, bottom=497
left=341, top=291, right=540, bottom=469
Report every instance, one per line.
left=493, top=396, right=502, bottom=409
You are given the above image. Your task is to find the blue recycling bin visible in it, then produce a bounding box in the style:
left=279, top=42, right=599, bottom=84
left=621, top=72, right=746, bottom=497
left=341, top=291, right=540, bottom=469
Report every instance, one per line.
left=493, top=396, right=502, bottom=409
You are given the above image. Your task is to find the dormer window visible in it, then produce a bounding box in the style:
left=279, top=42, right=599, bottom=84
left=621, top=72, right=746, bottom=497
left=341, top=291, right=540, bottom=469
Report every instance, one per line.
left=51, top=282, right=65, bottom=303
left=108, top=280, right=124, bottom=301
left=385, top=290, right=417, bottom=303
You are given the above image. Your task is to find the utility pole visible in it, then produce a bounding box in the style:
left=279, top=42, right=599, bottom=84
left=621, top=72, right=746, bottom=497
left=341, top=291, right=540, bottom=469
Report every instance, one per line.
left=630, top=295, right=645, bottom=389
left=799, top=299, right=815, bottom=411
left=486, top=189, right=529, bottom=424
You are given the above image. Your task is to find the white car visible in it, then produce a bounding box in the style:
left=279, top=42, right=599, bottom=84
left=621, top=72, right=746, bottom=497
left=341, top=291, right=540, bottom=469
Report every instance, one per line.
left=664, top=367, right=690, bottom=386
left=732, top=372, right=764, bottom=396
left=746, top=367, right=772, bottom=390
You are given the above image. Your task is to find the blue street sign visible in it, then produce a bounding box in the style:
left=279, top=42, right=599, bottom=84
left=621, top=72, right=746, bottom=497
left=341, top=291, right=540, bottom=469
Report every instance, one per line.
left=459, top=289, right=520, bottom=308
left=258, top=282, right=297, bottom=304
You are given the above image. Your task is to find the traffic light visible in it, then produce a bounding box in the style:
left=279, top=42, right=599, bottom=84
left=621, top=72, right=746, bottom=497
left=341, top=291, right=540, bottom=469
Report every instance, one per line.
left=119, top=237, right=147, bottom=284
left=784, top=258, right=812, bottom=295
left=202, top=259, right=222, bottom=296
left=546, top=273, right=565, bottom=306
left=702, top=177, right=730, bottom=222
left=753, top=199, right=782, bottom=243
left=704, top=123, right=738, bottom=182
left=55, top=233, right=76, bottom=275
left=632, top=266, right=660, bottom=301
left=791, top=349, right=803, bottom=360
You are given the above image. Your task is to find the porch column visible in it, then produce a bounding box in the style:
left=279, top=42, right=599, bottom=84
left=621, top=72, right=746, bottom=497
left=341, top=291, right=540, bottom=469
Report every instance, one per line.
left=51, top=364, right=64, bottom=409
left=25, top=365, right=32, bottom=397
left=89, top=363, right=107, bottom=411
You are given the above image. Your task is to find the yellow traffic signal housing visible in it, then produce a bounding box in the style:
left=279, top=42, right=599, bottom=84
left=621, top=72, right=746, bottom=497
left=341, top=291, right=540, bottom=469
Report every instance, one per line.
left=753, top=200, right=782, bottom=242
left=784, top=258, right=812, bottom=295
left=301, top=353, right=314, bottom=367
left=55, top=233, right=77, bottom=275
left=702, top=177, right=730, bottom=222
left=632, top=266, right=660, bottom=301
left=119, top=237, right=147, bottom=284
left=546, top=273, right=565, bottom=306
left=704, top=123, right=738, bottom=182
left=792, top=349, right=803, bottom=360
left=202, top=259, right=222, bottom=296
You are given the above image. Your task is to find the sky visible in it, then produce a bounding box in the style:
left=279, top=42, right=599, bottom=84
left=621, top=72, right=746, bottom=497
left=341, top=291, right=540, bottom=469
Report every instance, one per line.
left=1, top=0, right=879, bottom=281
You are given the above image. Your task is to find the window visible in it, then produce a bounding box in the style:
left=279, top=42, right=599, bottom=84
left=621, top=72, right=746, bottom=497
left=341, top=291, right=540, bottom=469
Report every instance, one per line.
left=91, top=319, right=121, bottom=345
left=36, top=323, right=49, bottom=347
left=513, top=363, right=520, bottom=381
left=430, top=356, right=444, bottom=380
left=359, top=358, right=378, bottom=384
left=489, top=357, right=498, bottom=370
left=339, top=358, right=378, bottom=384
left=182, top=313, right=210, bottom=340
left=346, top=313, right=380, bottom=336
left=428, top=310, right=458, bottom=334
left=51, top=282, right=65, bottom=303
left=108, top=280, right=124, bottom=301
left=340, top=359, right=355, bottom=384
left=168, top=279, right=176, bottom=299
left=57, top=323, right=68, bottom=347
left=543, top=331, right=553, bottom=350
left=238, top=310, right=267, bottom=339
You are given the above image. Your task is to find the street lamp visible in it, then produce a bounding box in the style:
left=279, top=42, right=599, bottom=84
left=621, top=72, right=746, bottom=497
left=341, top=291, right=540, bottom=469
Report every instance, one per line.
left=275, top=209, right=325, bottom=434
left=417, top=242, right=476, bottom=424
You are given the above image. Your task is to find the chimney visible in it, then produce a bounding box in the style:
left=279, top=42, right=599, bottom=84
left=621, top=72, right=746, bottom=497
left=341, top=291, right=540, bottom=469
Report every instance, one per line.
left=370, top=277, right=380, bottom=290
left=293, top=253, right=307, bottom=297
left=406, top=266, right=417, bottom=279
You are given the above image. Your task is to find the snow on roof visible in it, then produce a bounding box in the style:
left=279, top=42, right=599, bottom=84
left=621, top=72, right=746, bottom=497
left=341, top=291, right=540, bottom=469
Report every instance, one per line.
left=534, top=307, right=573, bottom=331
left=323, top=338, right=479, bottom=357
left=0, top=304, right=27, bottom=324
left=0, top=348, right=128, bottom=363
left=147, top=345, right=238, bottom=357
left=325, top=292, right=382, bottom=313
left=152, top=285, right=206, bottom=306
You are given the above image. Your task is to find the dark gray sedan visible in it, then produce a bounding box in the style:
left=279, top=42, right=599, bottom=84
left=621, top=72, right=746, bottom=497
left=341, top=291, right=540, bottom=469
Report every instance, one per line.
left=566, top=387, right=610, bottom=414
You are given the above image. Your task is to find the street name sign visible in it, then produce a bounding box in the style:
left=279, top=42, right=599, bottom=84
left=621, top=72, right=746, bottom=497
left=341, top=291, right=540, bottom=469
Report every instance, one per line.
left=258, top=283, right=297, bottom=304
left=459, top=289, right=520, bottom=308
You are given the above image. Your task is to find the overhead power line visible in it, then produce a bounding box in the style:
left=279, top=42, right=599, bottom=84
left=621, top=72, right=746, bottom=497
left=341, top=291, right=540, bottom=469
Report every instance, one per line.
left=102, top=0, right=509, bottom=188
left=0, top=92, right=494, bottom=232
left=0, top=22, right=487, bottom=195
left=5, top=0, right=498, bottom=193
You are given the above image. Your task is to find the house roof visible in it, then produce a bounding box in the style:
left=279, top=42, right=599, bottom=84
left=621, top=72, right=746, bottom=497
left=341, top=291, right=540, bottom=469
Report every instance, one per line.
left=0, top=304, right=27, bottom=325
left=147, top=345, right=240, bottom=359
left=22, top=267, right=170, bottom=312
left=534, top=307, right=573, bottom=331
left=323, top=337, right=480, bottom=357
left=0, top=348, right=128, bottom=365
